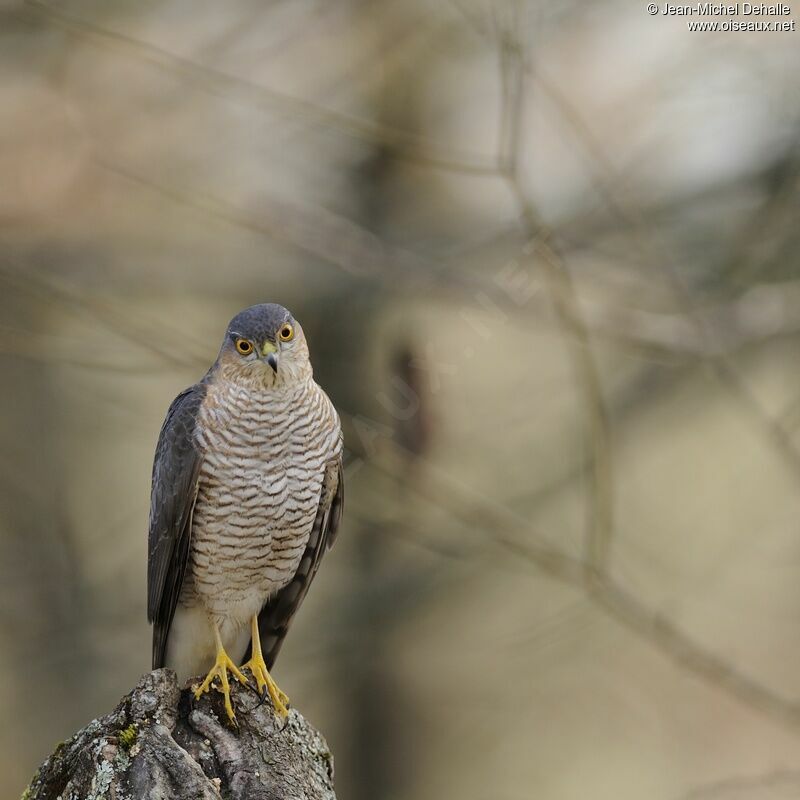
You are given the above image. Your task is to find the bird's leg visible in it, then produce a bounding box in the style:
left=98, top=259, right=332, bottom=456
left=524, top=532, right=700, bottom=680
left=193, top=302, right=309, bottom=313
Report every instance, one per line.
left=194, top=621, right=249, bottom=722
left=242, top=615, right=290, bottom=717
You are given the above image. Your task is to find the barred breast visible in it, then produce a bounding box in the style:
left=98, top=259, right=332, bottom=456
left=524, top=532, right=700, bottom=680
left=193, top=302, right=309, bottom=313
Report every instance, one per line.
left=182, top=376, right=341, bottom=627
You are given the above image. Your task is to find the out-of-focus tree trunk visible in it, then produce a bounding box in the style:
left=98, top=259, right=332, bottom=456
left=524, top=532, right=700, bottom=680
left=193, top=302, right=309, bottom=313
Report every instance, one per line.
left=23, top=670, right=336, bottom=800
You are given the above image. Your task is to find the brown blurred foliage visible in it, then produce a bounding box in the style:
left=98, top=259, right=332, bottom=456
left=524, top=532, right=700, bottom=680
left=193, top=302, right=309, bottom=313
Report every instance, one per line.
left=2, top=1, right=800, bottom=798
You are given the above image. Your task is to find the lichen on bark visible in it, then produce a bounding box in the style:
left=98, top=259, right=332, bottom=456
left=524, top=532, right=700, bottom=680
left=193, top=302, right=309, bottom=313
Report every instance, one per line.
left=23, top=669, right=336, bottom=800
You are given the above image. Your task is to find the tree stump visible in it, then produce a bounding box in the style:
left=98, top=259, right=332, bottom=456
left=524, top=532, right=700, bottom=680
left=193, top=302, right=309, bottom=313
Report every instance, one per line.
left=22, top=669, right=336, bottom=800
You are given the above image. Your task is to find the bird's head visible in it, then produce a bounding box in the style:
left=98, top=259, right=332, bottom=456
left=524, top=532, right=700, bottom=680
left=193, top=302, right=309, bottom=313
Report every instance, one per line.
left=216, top=303, right=312, bottom=387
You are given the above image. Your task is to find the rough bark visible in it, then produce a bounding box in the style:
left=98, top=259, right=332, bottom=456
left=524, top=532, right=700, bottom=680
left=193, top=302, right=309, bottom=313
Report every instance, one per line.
left=22, top=669, right=336, bottom=800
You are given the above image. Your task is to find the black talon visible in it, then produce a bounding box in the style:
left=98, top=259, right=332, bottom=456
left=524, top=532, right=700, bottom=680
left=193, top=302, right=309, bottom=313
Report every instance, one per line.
left=254, top=685, right=270, bottom=710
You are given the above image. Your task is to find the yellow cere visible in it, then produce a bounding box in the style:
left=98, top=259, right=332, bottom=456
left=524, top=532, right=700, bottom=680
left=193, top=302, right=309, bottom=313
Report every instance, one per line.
left=262, top=340, right=277, bottom=355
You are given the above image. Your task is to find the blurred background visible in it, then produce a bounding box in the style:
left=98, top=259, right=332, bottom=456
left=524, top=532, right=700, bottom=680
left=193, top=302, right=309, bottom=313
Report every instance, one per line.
left=2, top=1, right=800, bottom=798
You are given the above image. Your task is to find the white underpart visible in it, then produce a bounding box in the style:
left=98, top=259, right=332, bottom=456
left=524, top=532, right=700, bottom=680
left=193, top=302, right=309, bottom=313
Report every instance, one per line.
left=165, top=372, right=341, bottom=681
left=166, top=604, right=251, bottom=679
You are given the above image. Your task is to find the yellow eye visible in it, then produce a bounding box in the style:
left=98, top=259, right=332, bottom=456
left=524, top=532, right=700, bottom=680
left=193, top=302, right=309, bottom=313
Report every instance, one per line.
left=278, top=323, right=294, bottom=342
left=235, top=338, right=254, bottom=355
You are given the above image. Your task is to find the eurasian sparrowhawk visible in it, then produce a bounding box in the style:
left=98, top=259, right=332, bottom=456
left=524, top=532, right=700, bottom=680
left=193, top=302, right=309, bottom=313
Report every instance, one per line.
left=147, top=303, right=344, bottom=720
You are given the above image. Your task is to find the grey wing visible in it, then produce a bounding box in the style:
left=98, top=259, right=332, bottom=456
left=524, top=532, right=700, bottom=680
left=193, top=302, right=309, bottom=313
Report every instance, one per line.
left=255, top=457, right=344, bottom=670
left=147, top=383, right=207, bottom=669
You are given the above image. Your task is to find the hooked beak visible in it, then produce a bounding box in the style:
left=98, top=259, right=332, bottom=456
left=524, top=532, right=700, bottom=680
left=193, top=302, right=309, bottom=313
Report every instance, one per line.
left=262, top=340, right=279, bottom=372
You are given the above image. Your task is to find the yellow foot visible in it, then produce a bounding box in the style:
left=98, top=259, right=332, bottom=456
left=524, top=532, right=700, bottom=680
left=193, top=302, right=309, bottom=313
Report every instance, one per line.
left=194, top=648, right=249, bottom=722
left=243, top=651, right=290, bottom=718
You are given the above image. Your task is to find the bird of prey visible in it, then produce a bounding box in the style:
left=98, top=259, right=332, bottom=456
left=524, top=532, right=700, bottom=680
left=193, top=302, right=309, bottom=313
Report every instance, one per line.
left=147, top=303, right=344, bottom=721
